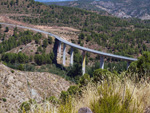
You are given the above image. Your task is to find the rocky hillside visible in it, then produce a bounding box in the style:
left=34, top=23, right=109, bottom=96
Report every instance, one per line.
left=46, top=0, right=150, bottom=20
left=0, top=63, right=72, bottom=113
left=91, top=0, right=150, bottom=20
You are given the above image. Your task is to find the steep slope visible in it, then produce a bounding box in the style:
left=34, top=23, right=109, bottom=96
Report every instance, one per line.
left=0, top=63, right=72, bottom=113
left=45, top=0, right=150, bottom=20
left=91, top=0, right=150, bottom=20
left=44, top=0, right=109, bottom=15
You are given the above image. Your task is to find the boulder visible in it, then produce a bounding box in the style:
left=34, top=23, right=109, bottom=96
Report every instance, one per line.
left=145, top=106, right=150, bottom=113
left=78, top=107, right=92, bottom=113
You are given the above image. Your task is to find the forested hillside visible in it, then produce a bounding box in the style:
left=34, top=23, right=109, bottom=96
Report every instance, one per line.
left=0, top=0, right=149, bottom=57
left=0, top=0, right=150, bottom=72
left=0, top=1, right=150, bottom=112
left=45, top=0, right=150, bottom=20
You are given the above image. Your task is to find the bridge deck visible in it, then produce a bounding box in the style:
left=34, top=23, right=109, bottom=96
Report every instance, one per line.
left=0, top=23, right=137, bottom=61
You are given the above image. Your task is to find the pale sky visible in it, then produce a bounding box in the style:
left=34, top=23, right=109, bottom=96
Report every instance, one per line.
left=35, top=0, right=74, bottom=2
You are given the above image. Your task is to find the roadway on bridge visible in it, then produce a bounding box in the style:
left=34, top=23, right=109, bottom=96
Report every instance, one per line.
left=0, top=23, right=137, bottom=61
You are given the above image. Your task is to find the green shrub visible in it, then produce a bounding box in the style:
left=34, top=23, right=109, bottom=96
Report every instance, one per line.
left=67, top=63, right=82, bottom=78
left=20, top=99, right=36, bottom=112
left=58, top=97, right=75, bottom=113
left=67, top=86, right=80, bottom=96
left=128, top=51, right=150, bottom=77
left=5, top=27, right=9, bottom=32
left=11, top=70, right=14, bottom=73
left=79, top=74, right=91, bottom=87
left=17, top=64, right=24, bottom=71
left=20, top=101, right=30, bottom=112
left=2, top=98, right=7, bottom=102
left=60, top=91, right=69, bottom=103
left=48, top=96, right=59, bottom=105
left=90, top=81, right=142, bottom=113
left=25, top=64, right=35, bottom=71
left=43, top=39, right=48, bottom=48
left=93, top=69, right=112, bottom=83
left=60, top=85, right=81, bottom=104
left=48, top=36, right=53, bottom=44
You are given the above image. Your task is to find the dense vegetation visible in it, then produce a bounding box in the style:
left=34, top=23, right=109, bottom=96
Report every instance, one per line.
left=0, top=28, right=42, bottom=53
left=5, top=4, right=149, bottom=57
left=128, top=51, right=150, bottom=77
left=0, top=0, right=149, bottom=57
left=0, top=0, right=150, bottom=73
left=1, top=52, right=54, bottom=65
left=0, top=26, right=55, bottom=71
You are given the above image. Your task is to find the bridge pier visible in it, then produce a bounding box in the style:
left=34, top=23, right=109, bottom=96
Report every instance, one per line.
left=58, top=41, right=61, bottom=58
left=63, top=43, right=66, bottom=66
left=0, top=23, right=138, bottom=74
left=100, top=56, right=104, bottom=69
left=70, top=47, right=74, bottom=66
left=127, top=61, right=130, bottom=69
left=82, top=51, right=86, bottom=75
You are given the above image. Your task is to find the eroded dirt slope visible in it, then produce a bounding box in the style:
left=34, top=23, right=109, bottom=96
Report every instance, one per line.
left=0, top=63, right=72, bottom=113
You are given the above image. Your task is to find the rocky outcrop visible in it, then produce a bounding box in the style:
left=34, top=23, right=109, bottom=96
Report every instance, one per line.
left=55, top=0, right=150, bottom=20
left=91, top=0, right=150, bottom=20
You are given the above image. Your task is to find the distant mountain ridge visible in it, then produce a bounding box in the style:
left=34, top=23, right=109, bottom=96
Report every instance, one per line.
left=91, top=0, right=150, bottom=20
left=45, top=0, right=150, bottom=20
left=36, top=0, right=75, bottom=2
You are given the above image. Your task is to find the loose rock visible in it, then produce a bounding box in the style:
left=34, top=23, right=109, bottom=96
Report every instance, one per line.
left=78, top=107, right=92, bottom=113
left=145, top=106, right=150, bottom=113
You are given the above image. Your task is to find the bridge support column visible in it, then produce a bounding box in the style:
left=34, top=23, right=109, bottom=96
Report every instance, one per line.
left=70, top=47, right=74, bottom=66
left=58, top=41, right=61, bottom=58
left=63, top=43, right=66, bottom=66
left=82, top=51, right=86, bottom=75
left=127, top=61, right=130, bottom=70
left=100, top=56, right=104, bottom=69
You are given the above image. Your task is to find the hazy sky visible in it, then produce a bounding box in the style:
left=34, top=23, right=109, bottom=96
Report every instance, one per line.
left=35, top=0, right=74, bottom=2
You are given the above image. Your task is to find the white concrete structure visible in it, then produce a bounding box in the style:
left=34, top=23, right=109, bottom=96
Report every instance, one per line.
left=127, top=61, right=130, bottom=69
left=100, top=56, right=104, bottom=69
left=0, top=23, right=138, bottom=75
left=82, top=51, right=86, bottom=75
left=58, top=41, right=61, bottom=58
left=63, top=43, right=66, bottom=66
left=70, top=47, right=74, bottom=66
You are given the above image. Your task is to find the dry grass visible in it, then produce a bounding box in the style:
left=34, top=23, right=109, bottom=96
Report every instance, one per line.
left=25, top=74, right=150, bottom=113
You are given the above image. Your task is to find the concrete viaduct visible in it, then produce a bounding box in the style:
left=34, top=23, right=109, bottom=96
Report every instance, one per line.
left=0, top=23, right=138, bottom=75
